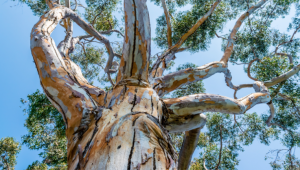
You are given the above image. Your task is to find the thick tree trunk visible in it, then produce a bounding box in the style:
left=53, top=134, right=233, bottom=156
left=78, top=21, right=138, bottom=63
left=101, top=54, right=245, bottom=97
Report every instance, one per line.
left=30, top=1, right=178, bottom=169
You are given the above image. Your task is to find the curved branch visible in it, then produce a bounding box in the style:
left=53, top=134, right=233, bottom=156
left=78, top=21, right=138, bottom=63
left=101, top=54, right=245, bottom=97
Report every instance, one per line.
left=163, top=81, right=270, bottom=116
left=220, top=0, right=267, bottom=64
left=153, top=61, right=237, bottom=97
left=247, top=58, right=259, bottom=81
left=31, top=6, right=108, bottom=127
left=264, top=64, right=300, bottom=87
left=150, top=0, right=221, bottom=78
left=178, top=128, right=202, bottom=170
left=275, top=53, right=293, bottom=65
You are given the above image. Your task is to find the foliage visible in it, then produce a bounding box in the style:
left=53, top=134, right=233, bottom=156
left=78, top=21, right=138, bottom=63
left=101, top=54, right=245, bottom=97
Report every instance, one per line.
left=0, top=137, right=21, bottom=170
left=21, top=90, right=67, bottom=169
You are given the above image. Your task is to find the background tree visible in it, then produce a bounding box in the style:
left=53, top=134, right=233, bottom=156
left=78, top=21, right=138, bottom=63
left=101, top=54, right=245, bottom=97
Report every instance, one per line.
left=5, top=0, right=300, bottom=169
left=0, top=137, right=22, bottom=170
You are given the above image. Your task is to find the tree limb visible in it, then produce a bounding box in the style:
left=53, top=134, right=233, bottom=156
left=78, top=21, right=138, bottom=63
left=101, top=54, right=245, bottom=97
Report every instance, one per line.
left=178, top=128, right=202, bottom=170
left=215, top=125, right=223, bottom=170
left=220, top=0, right=267, bottom=64
left=275, top=53, right=293, bottom=65
left=161, top=0, right=172, bottom=47
left=150, top=0, right=221, bottom=78
left=152, top=61, right=237, bottom=97
left=264, top=64, right=300, bottom=87
left=100, top=29, right=124, bottom=37
left=274, top=23, right=300, bottom=54
left=163, top=81, right=270, bottom=116
left=247, top=58, right=259, bottom=81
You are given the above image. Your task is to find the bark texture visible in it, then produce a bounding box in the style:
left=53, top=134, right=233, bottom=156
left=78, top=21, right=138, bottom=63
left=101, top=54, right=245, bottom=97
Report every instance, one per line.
left=29, top=0, right=297, bottom=169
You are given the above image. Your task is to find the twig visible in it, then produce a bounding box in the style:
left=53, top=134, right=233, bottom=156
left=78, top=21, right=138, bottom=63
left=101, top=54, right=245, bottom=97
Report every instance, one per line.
left=100, top=29, right=124, bottom=37
left=274, top=23, right=300, bottom=53
left=215, top=32, right=228, bottom=40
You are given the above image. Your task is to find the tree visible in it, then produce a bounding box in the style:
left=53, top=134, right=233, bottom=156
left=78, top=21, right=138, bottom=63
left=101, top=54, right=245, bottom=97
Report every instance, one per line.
left=10, top=0, right=300, bottom=169
left=0, top=137, right=22, bottom=170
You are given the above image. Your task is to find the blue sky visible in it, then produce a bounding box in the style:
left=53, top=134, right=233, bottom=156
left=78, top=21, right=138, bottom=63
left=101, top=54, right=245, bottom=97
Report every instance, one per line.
left=0, top=0, right=298, bottom=169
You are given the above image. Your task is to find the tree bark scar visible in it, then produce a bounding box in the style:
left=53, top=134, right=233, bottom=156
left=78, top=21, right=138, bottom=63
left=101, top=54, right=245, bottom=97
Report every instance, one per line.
left=130, top=0, right=137, bottom=77
left=150, top=95, right=154, bottom=115
left=153, top=148, right=156, bottom=170
left=127, top=129, right=136, bottom=170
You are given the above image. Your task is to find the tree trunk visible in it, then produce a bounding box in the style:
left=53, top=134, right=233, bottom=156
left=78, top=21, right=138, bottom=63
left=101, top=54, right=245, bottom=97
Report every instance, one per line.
left=30, top=0, right=178, bottom=169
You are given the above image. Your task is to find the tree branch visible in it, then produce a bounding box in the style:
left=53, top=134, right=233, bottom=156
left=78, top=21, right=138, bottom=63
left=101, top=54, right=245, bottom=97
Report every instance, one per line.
left=275, top=53, right=293, bottom=65
left=150, top=0, right=221, bottom=78
left=31, top=5, right=108, bottom=132
left=115, top=0, right=151, bottom=85
left=247, top=58, right=259, bottom=81
left=264, top=64, right=300, bottom=87
left=215, top=125, right=223, bottom=170
left=163, top=81, right=270, bottom=116
left=153, top=61, right=237, bottom=97
left=178, top=127, right=202, bottom=170
left=274, top=23, right=300, bottom=53
left=161, top=0, right=172, bottom=47
left=100, top=29, right=124, bottom=37
left=220, top=0, right=267, bottom=64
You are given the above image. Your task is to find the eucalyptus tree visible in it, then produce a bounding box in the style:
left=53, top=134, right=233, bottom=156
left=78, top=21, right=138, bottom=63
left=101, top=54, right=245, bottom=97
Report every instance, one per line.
left=12, top=0, right=300, bottom=169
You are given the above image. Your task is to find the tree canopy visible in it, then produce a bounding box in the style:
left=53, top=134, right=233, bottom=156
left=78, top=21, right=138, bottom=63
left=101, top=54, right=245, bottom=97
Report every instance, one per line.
left=0, top=137, right=21, bottom=170
left=4, top=0, right=300, bottom=169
